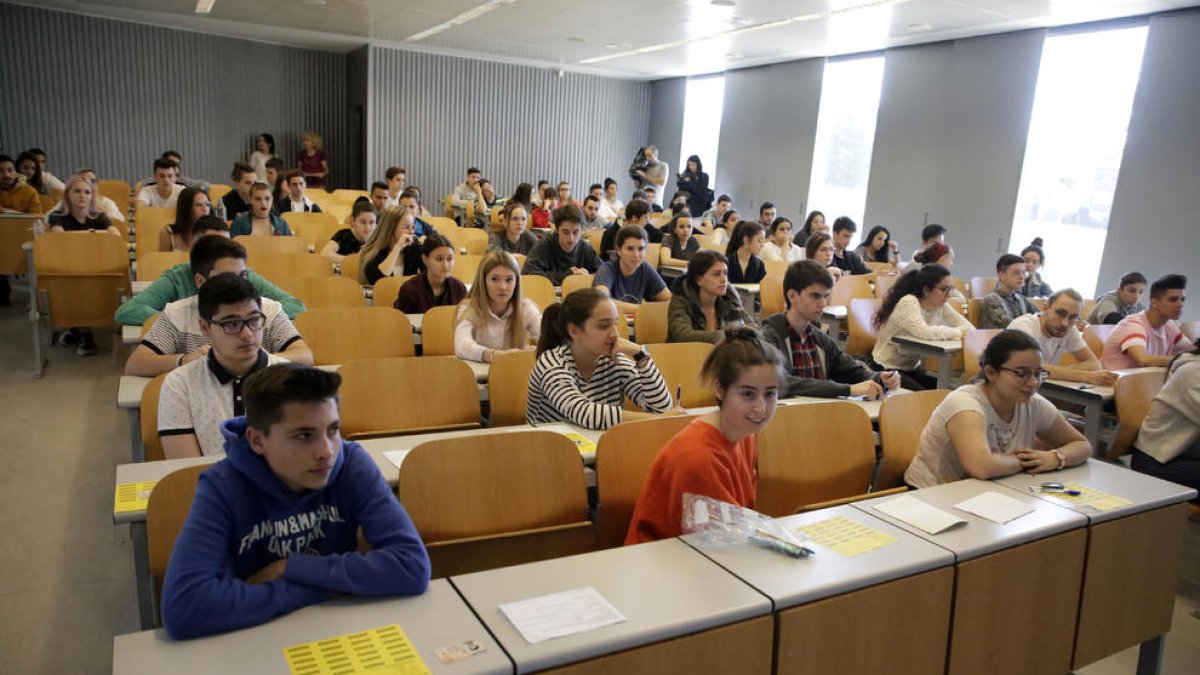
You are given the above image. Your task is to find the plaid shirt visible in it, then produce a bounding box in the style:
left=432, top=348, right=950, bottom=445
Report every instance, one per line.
left=788, top=325, right=825, bottom=380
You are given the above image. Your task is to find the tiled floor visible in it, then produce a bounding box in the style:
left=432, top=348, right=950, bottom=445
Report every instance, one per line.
left=0, top=292, right=1196, bottom=674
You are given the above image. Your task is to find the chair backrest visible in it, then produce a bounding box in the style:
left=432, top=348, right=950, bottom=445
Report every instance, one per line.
left=865, top=261, right=893, bottom=274
left=645, top=243, right=661, bottom=270
left=829, top=273, right=875, bottom=307
left=970, top=276, right=997, bottom=299
left=0, top=214, right=37, bottom=275
left=338, top=356, right=479, bottom=438
left=371, top=275, right=414, bottom=309
left=331, top=189, right=367, bottom=204
left=967, top=297, right=983, bottom=327
left=962, top=329, right=1002, bottom=382
left=97, top=179, right=131, bottom=216
left=137, top=251, right=189, bottom=282
left=442, top=227, right=488, bottom=255
left=488, top=349, right=536, bottom=426
left=37, top=192, right=58, bottom=215
left=326, top=204, right=352, bottom=225
left=34, top=232, right=130, bottom=329
left=561, top=273, right=594, bottom=299
left=133, top=206, right=174, bottom=259
left=756, top=401, right=877, bottom=516
left=339, top=253, right=360, bottom=283
left=634, top=300, right=669, bottom=344
left=293, top=307, right=415, bottom=365
left=271, top=275, right=366, bottom=309
left=763, top=259, right=789, bottom=279
left=521, top=274, right=556, bottom=310
left=874, top=273, right=899, bottom=300
left=1182, top=320, right=1199, bottom=342
left=147, top=465, right=209, bottom=598
left=207, top=183, right=232, bottom=204
left=246, top=252, right=334, bottom=281
left=845, top=298, right=881, bottom=357
left=585, top=229, right=603, bottom=252
left=877, top=389, right=950, bottom=490
left=949, top=275, right=967, bottom=298
left=645, top=342, right=716, bottom=408
left=282, top=211, right=341, bottom=251
left=1082, top=323, right=1115, bottom=358
left=233, top=235, right=308, bottom=256
left=594, top=414, right=701, bottom=549
left=140, top=373, right=169, bottom=462
left=420, top=305, right=459, bottom=356
left=759, top=274, right=786, bottom=317
left=425, top=216, right=458, bottom=232
left=443, top=195, right=455, bottom=219
left=451, top=253, right=482, bottom=284
left=307, top=190, right=340, bottom=211
left=1109, top=370, right=1168, bottom=459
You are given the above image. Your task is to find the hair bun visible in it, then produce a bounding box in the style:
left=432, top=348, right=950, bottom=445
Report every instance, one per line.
left=721, top=326, right=759, bottom=343
left=1030, top=237, right=1044, bottom=247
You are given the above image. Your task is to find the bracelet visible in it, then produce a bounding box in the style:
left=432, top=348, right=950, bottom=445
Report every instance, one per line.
left=175, top=354, right=184, bottom=368
left=1051, top=449, right=1066, bottom=471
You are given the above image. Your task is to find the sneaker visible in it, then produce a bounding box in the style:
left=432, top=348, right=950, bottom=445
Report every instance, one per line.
left=57, top=328, right=80, bottom=348
left=77, top=334, right=97, bottom=356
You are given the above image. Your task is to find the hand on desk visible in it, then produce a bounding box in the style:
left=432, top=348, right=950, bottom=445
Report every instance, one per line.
left=851, top=380, right=885, bottom=400
left=1013, top=449, right=1059, bottom=474
left=247, top=558, right=287, bottom=585
left=1080, top=370, right=1118, bottom=387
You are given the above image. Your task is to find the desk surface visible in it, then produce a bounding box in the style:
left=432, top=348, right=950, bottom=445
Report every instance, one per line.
left=112, top=579, right=512, bottom=675
left=683, top=505, right=953, bottom=611
left=122, top=325, right=141, bottom=346
left=822, top=305, right=848, bottom=319
left=995, top=458, right=1198, bottom=525
left=891, top=335, right=962, bottom=353
left=1040, top=367, right=1163, bottom=404
left=450, top=538, right=771, bottom=674
left=732, top=283, right=760, bottom=294
left=854, top=478, right=1087, bottom=561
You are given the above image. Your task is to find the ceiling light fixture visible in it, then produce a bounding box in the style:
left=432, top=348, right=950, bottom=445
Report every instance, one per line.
left=407, top=0, right=518, bottom=42
left=194, top=0, right=215, bottom=15
left=580, top=0, right=908, bottom=64
left=711, top=0, right=736, bottom=6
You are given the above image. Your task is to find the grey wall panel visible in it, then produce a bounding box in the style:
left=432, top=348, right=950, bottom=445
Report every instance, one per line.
left=649, top=77, right=686, bottom=187
left=367, top=46, right=650, bottom=205
left=864, top=30, right=1045, bottom=276
left=1099, top=10, right=1200, bottom=319
left=0, top=3, right=347, bottom=188
left=715, top=59, right=823, bottom=221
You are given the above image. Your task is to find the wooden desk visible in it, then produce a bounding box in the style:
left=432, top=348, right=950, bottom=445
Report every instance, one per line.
left=1039, top=367, right=1162, bottom=454
left=891, top=335, right=962, bottom=389
left=684, top=505, right=955, bottom=675
left=856, top=479, right=1088, bottom=675
left=996, top=460, right=1197, bottom=673
left=450, top=538, right=773, bottom=674
left=131, top=280, right=149, bottom=295
left=118, top=375, right=150, bottom=462
left=113, top=579, right=513, bottom=674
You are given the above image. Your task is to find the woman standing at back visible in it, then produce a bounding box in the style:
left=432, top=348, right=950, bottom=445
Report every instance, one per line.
left=297, top=131, right=328, bottom=190
left=871, top=263, right=973, bottom=390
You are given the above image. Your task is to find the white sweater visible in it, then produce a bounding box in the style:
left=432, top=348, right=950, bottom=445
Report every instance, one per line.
left=454, top=298, right=542, bottom=362
left=872, top=294, right=972, bottom=370
left=1135, top=352, right=1200, bottom=463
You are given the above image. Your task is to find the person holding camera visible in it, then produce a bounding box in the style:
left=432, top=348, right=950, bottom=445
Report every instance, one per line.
left=632, top=145, right=668, bottom=207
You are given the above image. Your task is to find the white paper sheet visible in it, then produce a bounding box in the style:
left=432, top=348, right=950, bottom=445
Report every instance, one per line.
left=953, top=491, right=1035, bottom=524
left=382, top=449, right=410, bottom=470
left=873, top=495, right=967, bottom=534
left=498, top=586, right=627, bottom=644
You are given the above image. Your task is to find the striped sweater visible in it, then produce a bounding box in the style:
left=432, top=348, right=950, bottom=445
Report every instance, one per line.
left=527, top=344, right=673, bottom=430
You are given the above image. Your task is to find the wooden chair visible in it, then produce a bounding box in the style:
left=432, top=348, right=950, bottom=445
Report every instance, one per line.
left=371, top=275, right=414, bottom=309
left=147, top=465, right=209, bottom=599
left=865, top=261, right=894, bottom=275
left=873, top=272, right=899, bottom=300
left=338, top=356, right=479, bottom=439
left=970, top=276, right=997, bottom=299
left=246, top=252, right=333, bottom=281
left=645, top=342, right=716, bottom=408
left=521, top=274, right=556, bottom=310
left=140, top=313, right=158, bottom=338
left=133, top=206, right=174, bottom=259
left=398, top=430, right=591, bottom=577
left=757, top=402, right=886, bottom=516
left=442, top=195, right=455, bottom=219
left=1182, top=320, right=1199, bottom=342
left=962, top=329, right=1002, bottom=382
left=967, top=297, right=983, bottom=327
left=207, top=183, right=232, bottom=204
left=561, top=273, right=594, bottom=298
left=419, top=305, right=459, bottom=356
left=1083, top=324, right=1115, bottom=358
left=137, top=251, right=188, bottom=282
left=34, top=232, right=130, bottom=330
left=233, top=235, right=307, bottom=256
left=37, top=192, right=58, bottom=214
left=633, top=301, right=669, bottom=344
left=307, top=190, right=340, bottom=211
left=594, top=414, right=700, bottom=549
left=760, top=274, right=786, bottom=317
left=271, top=275, right=365, bottom=309
left=282, top=212, right=341, bottom=251
left=339, top=253, right=360, bottom=284
left=443, top=227, right=488, bottom=255
left=326, top=203, right=352, bottom=226
left=424, top=216, right=457, bottom=233
left=97, top=179, right=131, bottom=217
left=511, top=253, right=526, bottom=268
left=451, top=254, right=482, bottom=284
left=0, top=214, right=38, bottom=276
left=488, top=350, right=537, bottom=426
left=293, top=307, right=415, bottom=365
left=949, top=275, right=967, bottom=299
left=585, top=229, right=604, bottom=253
left=1108, top=370, right=1168, bottom=460
left=645, top=243, right=661, bottom=270
left=845, top=298, right=880, bottom=357
left=829, top=273, right=875, bottom=307
left=763, top=259, right=789, bottom=279
left=877, top=390, right=949, bottom=491
left=139, top=374, right=169, bottom=462
left=331, top=189, right=367, bottom=204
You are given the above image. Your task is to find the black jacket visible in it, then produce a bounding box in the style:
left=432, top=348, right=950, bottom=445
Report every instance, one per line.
left=760, top=313, right=881, bottom=398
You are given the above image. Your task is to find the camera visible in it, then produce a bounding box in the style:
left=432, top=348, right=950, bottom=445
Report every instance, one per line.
left=628, top=147, right=648, bottom=181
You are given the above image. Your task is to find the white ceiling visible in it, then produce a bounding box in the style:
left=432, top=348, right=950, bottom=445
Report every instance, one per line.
left=10, top=0, right=1200, bottom=79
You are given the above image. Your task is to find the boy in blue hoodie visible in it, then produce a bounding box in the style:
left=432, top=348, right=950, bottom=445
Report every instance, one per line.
left=161, top=364, right=431, bottom=639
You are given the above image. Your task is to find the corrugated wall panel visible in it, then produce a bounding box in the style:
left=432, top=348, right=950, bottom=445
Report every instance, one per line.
left=0, top=3, right=348, bottom=188
left=367, top=46, right=651, bottom=203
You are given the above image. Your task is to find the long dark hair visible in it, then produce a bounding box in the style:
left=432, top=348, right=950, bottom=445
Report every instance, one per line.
left=725, top=220, right=765, bottom=258
left=536, top=288, right=611, bottom=356
left=16, top=151, right=45, bottom=193
left=510, top=182, right=533, bottom=213
left=1021, top=237, right=1045, bottom=265
left=796, top=210, right=825, bottom=242
left=976, top=329, right=1041, bottom=384
left=861, top=225, right=892, bottom=262
left=170, top=187, right=208, bottom=248
left=684, top=154, right=704, bottom=174
left=875, top=263, right=951, bottom=329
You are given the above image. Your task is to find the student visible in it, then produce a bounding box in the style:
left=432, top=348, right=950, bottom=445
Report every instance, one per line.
left=556, top=181, right=580, bottom=208
left=276, top=170, right=323, bottom=213
left=394, top=234, right=467, bottom=314
left=660, top=211, right=701, bottom=267
left=455, top=251, right=541, bottom=363
left=521, top=204, right=602, bottom=286
left=531, top=186, right=555, bottom=230
left=143, top=150, right=208, bottom=192
left=600, top=178, right=624, bottom=221
left=761, top=217, right=804, bottom=263
left=913, top=242, right=967, bottom=305
left=532, top=180, right=549, bottom=207
left=1090, top=272, right=1147, bottom=324
left=830, top=217, right=871, bottom=275
left=527, top=288, right=674, bottom=429
left=725, top=221, right=767, bottom=284
left=134, top=157, right=183, bottom=210
left=15, top=151, right=48, bottom=194
left=805, top=232, right=843, bottom=281
left=912, top=223, right=948, bottom=262
left=266, top=158, right=286, bottom=206
left=297, top=131, right=328, bottom=190
left=508, top=182, right=534, bottom=215
left=248, top=133, right=275, bottom=186
left=396, top=189, right=437, bottom=239
left=757, top=202, right=777, bottom=229
left=368, top=181, right=390, bottom=212
left=793, top=210, right=827, bottom=247
left=221, top=163, right=258, bottom=219
left=1101, top=273, right=1193, bottom=369
left=762, top=261, right=901, bottom=399
left=711, top=208, right=739, bottom=246
left=450, top=167, right=482, bottom=224
left=625, top=327, right=785, bottom=544
left=978, top=253, right=1038, bottom=329
left=321, top=201, right=376, bottom=264
left=160, top=187, right=211, bottom=252
left=1008, top=289, right=1117, bottom=387
left=472, top=179, right=502, bottom=228
left=48, top=174, right=121, bottom=237
left=1131, top=345, right=1200, bottom=492
left=0, top=154, right=42, bottom=214
left=856, top=225, right=900, bottom=266
left=676, top=155, right=712, bottom=218
left=156, top=274, right=298, bottom=457
left=230, top=183, right=292, bottom=237
left=384, top=167, right=406, bottom=206
left=905, top=330, right=1091, bottom=488
left=1020, top=239, right=1052, bottom=297
left=126, top=239, right=312, bottom=376
left=488, top=202, right=539, bottom=255
left=600, top=198, right=662, bottom=260
left=642, top=186, right=664, bottom=213
left=592, top=226, right=671, bottom=313
left=64, top=168, right=126, bottom=223
left=160, top=363, right=431, bottom=639
left=116, top=217, right=305, bottom=325
left=667, top=250, right=754, bottom=344
left=359, top=206, right=421, bottom=285
left=699, top=193, right=731, bottom=235
left=871, top=264, right=974, bottom=390
left=580, top=195, right=606, bottom=231
left=26, top=147, right=64, bottom=192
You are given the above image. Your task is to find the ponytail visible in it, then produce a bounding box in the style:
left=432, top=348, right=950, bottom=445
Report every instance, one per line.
left=535, top=287, right=609, bottom=356
left=702, top=327, right=787, bottom=403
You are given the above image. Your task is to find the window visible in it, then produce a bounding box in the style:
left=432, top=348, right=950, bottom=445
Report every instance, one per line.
left=679, top=75, right=726, bottom=190
left=806, top=56, right=884, bottom=247
left=1009, top=26, right=1148, bottom=298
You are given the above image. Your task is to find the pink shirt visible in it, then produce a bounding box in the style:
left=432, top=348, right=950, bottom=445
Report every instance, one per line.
left=1101, top=311, right=1193, bottom=369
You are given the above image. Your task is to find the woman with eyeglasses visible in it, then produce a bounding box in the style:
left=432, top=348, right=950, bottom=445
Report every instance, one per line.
left=871, top=264, right=974, bottom=390
left=905, top=329, right=1090, bottom=487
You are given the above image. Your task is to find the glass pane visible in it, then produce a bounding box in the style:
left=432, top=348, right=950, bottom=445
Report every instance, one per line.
left=679, top=75, right=726, bottom=190
left=1009, top=27, right=1148, bottom=298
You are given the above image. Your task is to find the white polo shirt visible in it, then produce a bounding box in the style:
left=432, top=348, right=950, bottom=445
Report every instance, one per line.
left=141, top=295, right=300, bottom=356
left=1007, top=313, right=1088, bottom=366
left=135, top=183, right=183, bottom=208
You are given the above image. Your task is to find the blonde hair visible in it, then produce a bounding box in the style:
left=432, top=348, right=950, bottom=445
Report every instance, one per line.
left=301, top=131, right=324, bottom=152
left=460, top=251, right=528, bottom=349
left=358, top=205, right=412, bottom=284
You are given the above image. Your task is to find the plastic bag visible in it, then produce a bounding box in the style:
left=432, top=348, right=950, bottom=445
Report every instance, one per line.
left=681, top=493, right=813, bottom=558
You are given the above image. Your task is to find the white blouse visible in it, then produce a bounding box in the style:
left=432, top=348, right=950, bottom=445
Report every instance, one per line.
left=454, top=298, right=542, bottom=362
left=762, top=241, right=804, bottom=262
left=872, top=294, right=973, bottom=370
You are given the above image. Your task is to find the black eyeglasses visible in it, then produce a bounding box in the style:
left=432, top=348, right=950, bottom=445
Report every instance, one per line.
left=1000, top=367, right=1049, bottom=383
left=208, top=314, right=265, bottom=335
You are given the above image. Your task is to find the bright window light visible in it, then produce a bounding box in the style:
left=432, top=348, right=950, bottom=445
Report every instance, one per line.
left=679, top=75, right=726, bottom=191
left=806, top=56, right=884, bottom=246
left=1009, top=26, right=1148, bottom=298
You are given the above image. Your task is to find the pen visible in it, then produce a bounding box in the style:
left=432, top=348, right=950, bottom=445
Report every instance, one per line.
left=676, top=384, right=682, bottom=406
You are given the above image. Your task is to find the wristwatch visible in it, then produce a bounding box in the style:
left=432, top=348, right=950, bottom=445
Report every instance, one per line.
left=633, top=348, right=650, bottom=366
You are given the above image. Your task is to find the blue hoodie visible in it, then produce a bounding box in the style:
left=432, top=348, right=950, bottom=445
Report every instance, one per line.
left=161, top=417, right=431, bottom=639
